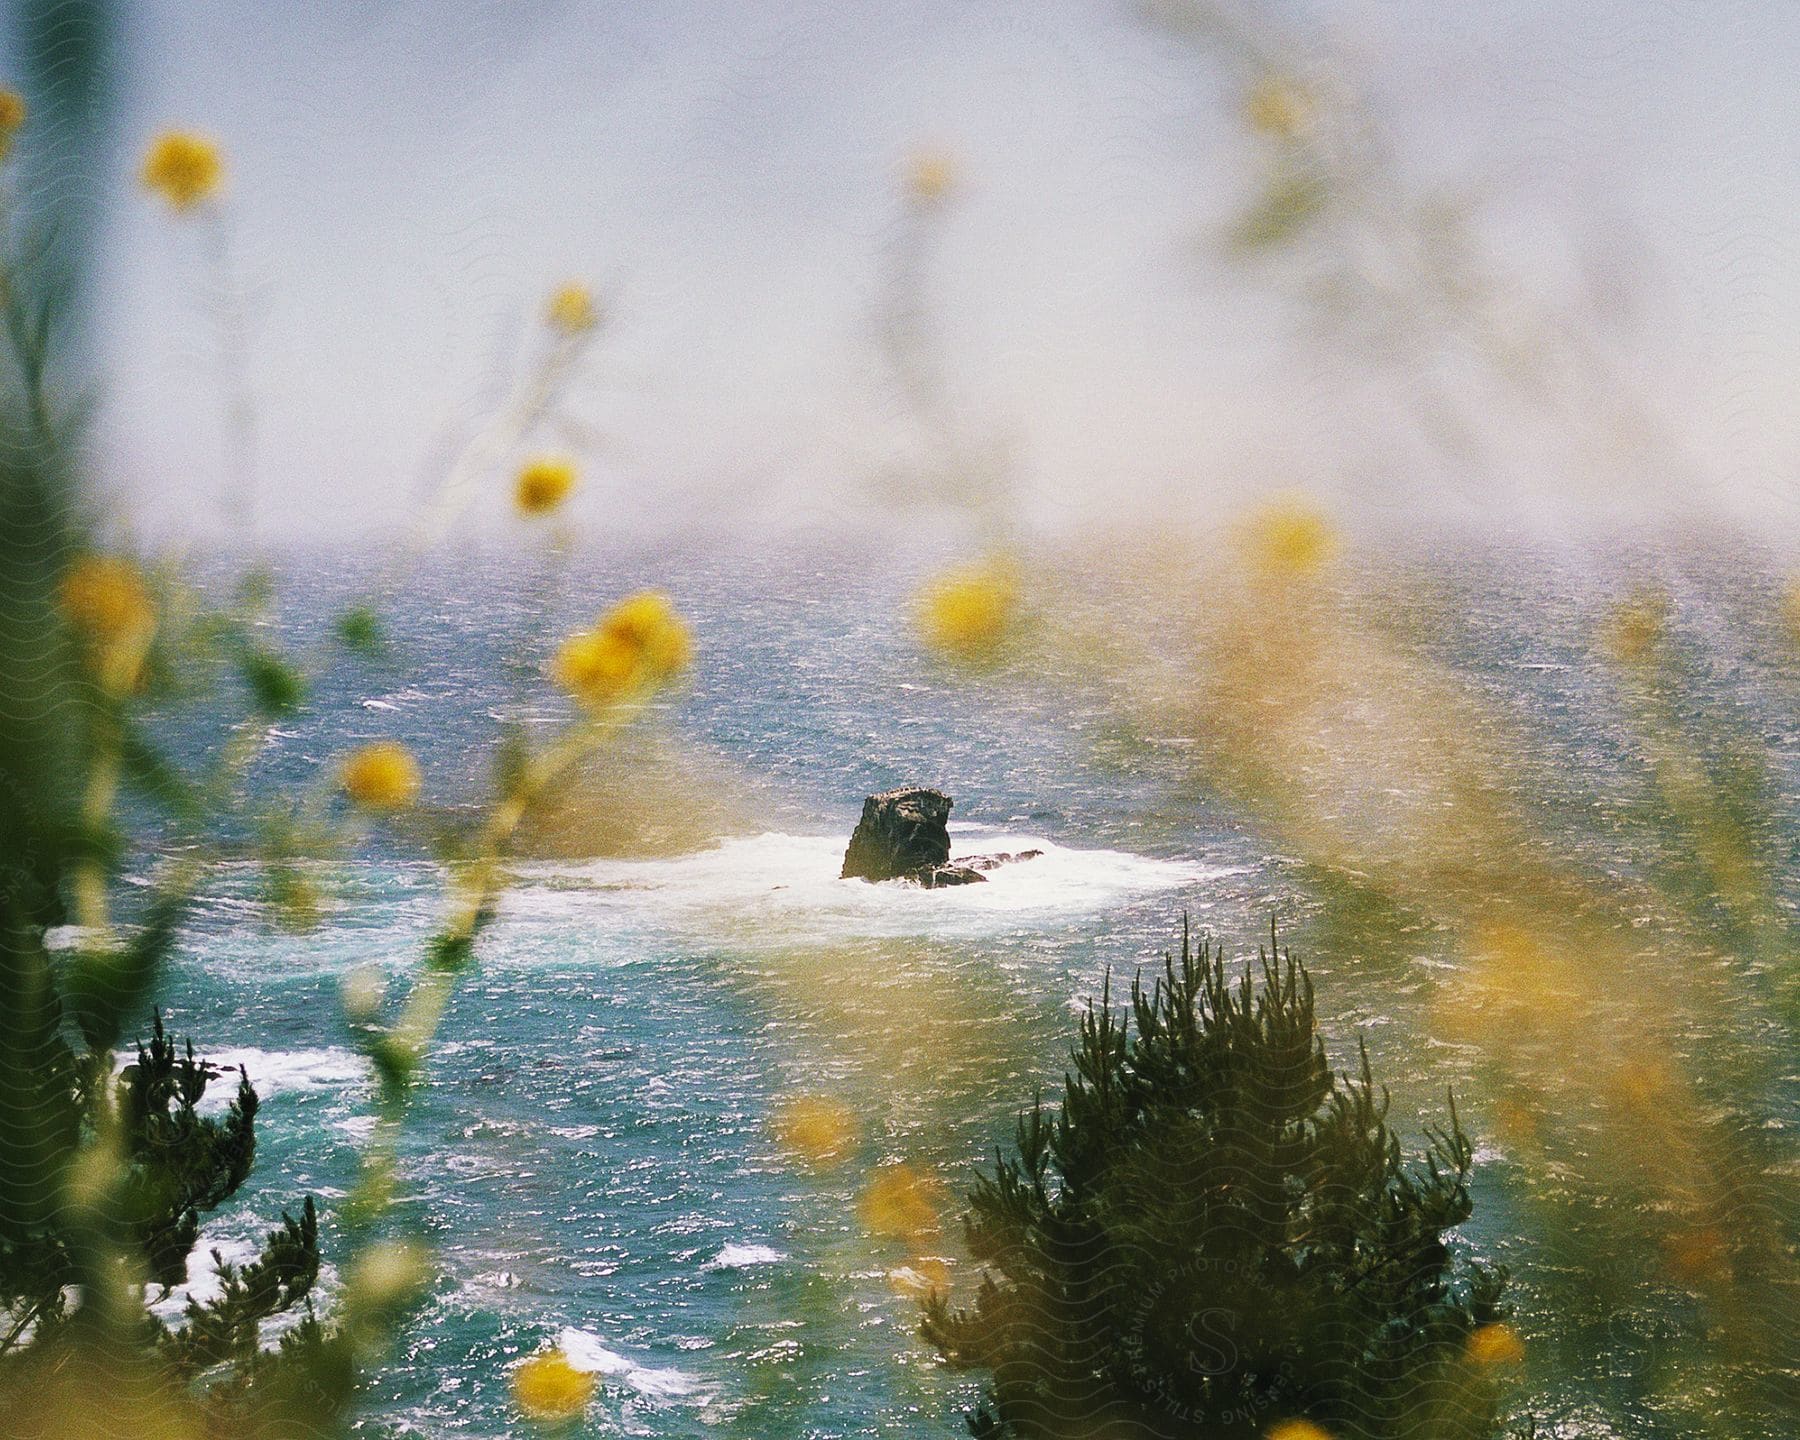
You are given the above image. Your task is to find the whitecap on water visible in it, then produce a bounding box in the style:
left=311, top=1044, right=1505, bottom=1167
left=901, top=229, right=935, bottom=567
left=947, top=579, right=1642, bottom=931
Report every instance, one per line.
left=556, top=1326, right=701, bottom=1398
left=704, top=1242, right=786, bottom=1269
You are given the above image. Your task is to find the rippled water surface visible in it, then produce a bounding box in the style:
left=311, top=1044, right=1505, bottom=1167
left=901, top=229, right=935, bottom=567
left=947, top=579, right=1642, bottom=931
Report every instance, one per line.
left=144, top=544, right=1798, bottom=1437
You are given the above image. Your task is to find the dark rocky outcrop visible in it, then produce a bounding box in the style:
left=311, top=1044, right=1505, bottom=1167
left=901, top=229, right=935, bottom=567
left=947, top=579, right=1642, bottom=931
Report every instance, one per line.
left=961, top=850, right=1043, bottom=871
left=842, top=787, right=954, bottom=881
left=840, top=787, right=1044, bottom=889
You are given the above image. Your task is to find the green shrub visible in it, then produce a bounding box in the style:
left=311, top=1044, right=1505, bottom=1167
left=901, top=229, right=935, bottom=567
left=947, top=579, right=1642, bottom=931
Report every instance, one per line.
left=0, top=1007, right=325, bottom=1423
left=926, top=924, right=1514, bottom=1439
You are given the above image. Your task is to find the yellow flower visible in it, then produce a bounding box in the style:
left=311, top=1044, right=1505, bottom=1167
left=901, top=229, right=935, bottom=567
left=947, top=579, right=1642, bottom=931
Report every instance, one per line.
left=1238, top=495, right=1339, bottom=580
left=916, top=558, right=1018, bottom=663
left=1266, top=1423, right=1332, bottom=1440
left=512, top=1349, right=595, bottom=1423
left=858, top=1164, right=942, bottom=1245
left=1602, top=588, right=1667, bottom=667
left=340, top=742, right=422, bottom=811
left=1464, top=1322, right=1525, bottom=1367
left=546, top=281, right=600, bottom=335
left=1245, top=75, right=1315, bottom=140
left=772, top=1094, right=858, bottom=1168
left=551, top=590, right=692, bottom=709
left=551, top=627, right=639, bottom=702
left=906, top=147, right=957, bottom=205
left=0, top=88, right=26, bottom=162
left=515, top=455, right=579, bottom=516
left=606, top=590, right=693, bottom=672
left=59, top=554, right=155, bottom=647
left=141, top=129, right=224, bottom=210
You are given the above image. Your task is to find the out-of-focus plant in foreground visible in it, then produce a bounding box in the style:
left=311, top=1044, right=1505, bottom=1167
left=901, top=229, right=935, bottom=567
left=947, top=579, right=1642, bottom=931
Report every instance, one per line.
left=0, top=92, right=694, bottom=1435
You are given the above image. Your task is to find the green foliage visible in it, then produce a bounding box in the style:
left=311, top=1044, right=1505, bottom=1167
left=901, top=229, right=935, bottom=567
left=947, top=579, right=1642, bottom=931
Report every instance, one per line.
left=159, top=1196, right=319, bottom=1376
left=0, top=437, right=83, bottom=936
left=925, top=923, right=1511, bottom=1439
left=333, top=603, right=388, bottom=657
left=236, top=641, right=308, bottom=717
left=1228, top=169, right=1327, bottom=254
left=236, top=565, right=277, bottom=612
left=426, top=931, right=475, bottom=973
left=0, top=1011, right=322, bottom=1392
left=60, top=891, right=185, bottom=1052
left=114, top=1013, right=261, bottom=1289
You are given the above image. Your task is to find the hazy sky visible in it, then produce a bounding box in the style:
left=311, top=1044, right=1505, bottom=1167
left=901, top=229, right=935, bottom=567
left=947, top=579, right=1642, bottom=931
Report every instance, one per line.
left=73, top=0, right=1800, bottom=545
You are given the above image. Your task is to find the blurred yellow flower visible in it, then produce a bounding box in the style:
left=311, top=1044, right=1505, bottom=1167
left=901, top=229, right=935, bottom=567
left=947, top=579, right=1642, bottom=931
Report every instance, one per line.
left=512, top=1348, right=595, bottom=1423
left=1662, top=1225, right=1728, bottom=1285
left=1491, top=1098, right=1539, bottom=1146
left=340, top=963, right=388, bottom=1023
left=1464, top=1322, right=1525, bottom=1367
left=772, top=1094, right=858, bottom=1168
left=1779, top=576, right=1800, bottom=646
left=1460, top=924, right=1583, bottom=1024
left=60, top=553, right=157, bottom=694
left=858, top=1163, right=942, bottom=1245
left=1603, top=588, right=1667, bottom=666
left=0, top=88, right=26, bottom=162
left=551, top=627, right=637, bottom=703
left=344, top=1237, right=431, bottom=1313
left=551, top=590, right=692, bottom=709
left=341, top=742, right=422, bottom=811
left=1239, top=495, right=1339, bottom=580
left=269, top=865, right=323, bottom=932
left=59, top=554, right=155, bottom=647
left=1613, top=1058, right=1676, bottom=1112
left=141, top=129, right=224, bottom=210
left=888, top=1256, right=951, bottom=1297
left=1245, top=75, right=1315, bottom=140
left=546, top=281, right=600, bottom=335
left=906, top=147, right=957, bottom=205
left=515, top=455, right=579, bottom=516
left=916, top=559, right=1018, bottom=663
left=1265, top=1421, right=1332, bottom=1440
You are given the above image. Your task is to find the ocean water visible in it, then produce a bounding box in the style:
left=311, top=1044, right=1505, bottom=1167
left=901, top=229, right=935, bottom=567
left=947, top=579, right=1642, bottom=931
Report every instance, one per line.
left=140, top=540, right=1797, bottom=1438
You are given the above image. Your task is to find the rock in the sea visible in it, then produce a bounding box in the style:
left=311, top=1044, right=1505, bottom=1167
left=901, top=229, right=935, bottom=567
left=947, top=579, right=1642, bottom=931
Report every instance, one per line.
left=840, top=788, right=1045, bottom=888
left=841, top=787, right=956, bottom=882
left=962, top=850, right=1044, bottom=871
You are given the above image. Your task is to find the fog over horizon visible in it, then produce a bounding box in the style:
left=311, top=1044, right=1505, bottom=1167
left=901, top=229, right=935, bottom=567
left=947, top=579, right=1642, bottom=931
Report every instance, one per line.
left=60, top=0, right=1800, bottom=549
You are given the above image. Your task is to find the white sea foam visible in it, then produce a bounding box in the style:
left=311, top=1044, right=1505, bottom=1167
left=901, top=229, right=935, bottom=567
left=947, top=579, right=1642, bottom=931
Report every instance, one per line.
left=149, top=1233, right=263, bottom=1320
left=556, top=1327, right=701, bottom=1398
left=360, top=685, right=431, bottom=711
left=504, top=830, right=1215, bottom=943
left=197, top=1046, right=369, bottom=1097
left=705, top=1242, right=786, bottom=1269
left=114, top=1045, right=369, bottom=1112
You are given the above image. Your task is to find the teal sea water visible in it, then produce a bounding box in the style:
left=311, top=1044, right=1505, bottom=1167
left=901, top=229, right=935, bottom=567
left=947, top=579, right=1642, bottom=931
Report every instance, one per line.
left=137, top=542, right=1797, bottom=1438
